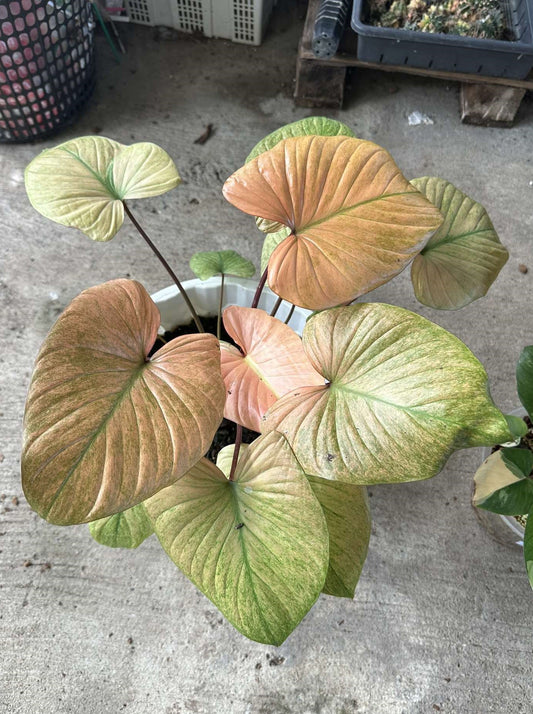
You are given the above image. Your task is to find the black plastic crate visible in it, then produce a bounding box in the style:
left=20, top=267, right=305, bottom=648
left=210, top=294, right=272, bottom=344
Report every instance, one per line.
left=351, top=0, right=533, bottom=79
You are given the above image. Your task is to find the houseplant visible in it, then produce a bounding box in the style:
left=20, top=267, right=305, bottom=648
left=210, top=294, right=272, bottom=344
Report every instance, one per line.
left=473, top=346, right=533, bottom=584
left=22, top=117, right=514, bottom=645
left=351, top=0, right=533, bottom=79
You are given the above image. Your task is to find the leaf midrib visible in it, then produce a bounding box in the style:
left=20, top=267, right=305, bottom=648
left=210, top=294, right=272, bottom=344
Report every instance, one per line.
left=297, top=191, right=415, bottom=232
left=243, top=356, right=280, bottom=398
left=421, top=227, right=496, bottom=253
left=229, top=481, right=277, bottom=643
left=61, top=148, right=119, bottom=199
left=43, top=362, right=147, bottom=520
left=332, top=382, right=467, bottom=428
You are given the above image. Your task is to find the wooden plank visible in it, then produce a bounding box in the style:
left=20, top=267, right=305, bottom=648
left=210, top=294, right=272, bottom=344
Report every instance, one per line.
left=294, top=51, right=347, bottom=108
left=460, top=83, right=526, bottom=125
left=299, top=46, right=533, bottom=91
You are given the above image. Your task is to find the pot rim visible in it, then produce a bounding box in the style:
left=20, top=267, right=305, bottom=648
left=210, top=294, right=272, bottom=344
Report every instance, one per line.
left=150, top=276, right=312, bottom=335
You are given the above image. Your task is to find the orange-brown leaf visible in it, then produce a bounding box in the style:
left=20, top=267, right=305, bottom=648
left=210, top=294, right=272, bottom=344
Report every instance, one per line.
left=223, top=135, right=443, bottom=310
left=22, top=279, right=225, bottom=525
left=220, top=306, right=323, bottom=432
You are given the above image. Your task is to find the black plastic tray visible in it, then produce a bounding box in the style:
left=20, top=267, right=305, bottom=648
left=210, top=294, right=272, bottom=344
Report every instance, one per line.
left=351, top=0, right=533, bottom=79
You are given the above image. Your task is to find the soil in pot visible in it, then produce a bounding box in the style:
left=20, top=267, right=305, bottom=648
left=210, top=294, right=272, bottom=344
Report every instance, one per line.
left=151, top=315, right=260, bottom=464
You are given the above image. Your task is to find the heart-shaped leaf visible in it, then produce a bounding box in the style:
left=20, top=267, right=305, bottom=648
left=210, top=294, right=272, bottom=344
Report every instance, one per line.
left=307, top=475, right=370, bottom=599
left=89, top=503, right=153, bottom=548
left=246, top=117, right=355, bottom=162
left=263, top=303, right=511, bottom=485
left=250, top=120, right=355, bottom=235
left=189, top=250, right=256, bottom=281
left=25, top=137, right=180, bottom=242
left=223, top=136, right=443, bottom=310
left=473, top=451, right=533, bottom=515
left=145, top=432, right=329, bottom=645
left=410, top=177, right=508, bottom=310
left=220, top=306, right=323, bottom=432
left=217, top=444, right=370, bottom=599
left=517, top=346, right=533, bottom=419
left=22, top=279, right=225, bottom=525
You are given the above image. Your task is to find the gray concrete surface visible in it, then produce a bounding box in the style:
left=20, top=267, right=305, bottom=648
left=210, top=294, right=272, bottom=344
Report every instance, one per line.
left=2, top=3, right=533, bottom=712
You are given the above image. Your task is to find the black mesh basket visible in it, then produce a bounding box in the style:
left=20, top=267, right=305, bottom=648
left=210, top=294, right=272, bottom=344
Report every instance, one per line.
left=0, top=0, right=95, bottom=143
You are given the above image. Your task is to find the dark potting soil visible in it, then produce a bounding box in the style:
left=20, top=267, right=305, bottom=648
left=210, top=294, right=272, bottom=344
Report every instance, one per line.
left=151, top=315, right=260, bottom=464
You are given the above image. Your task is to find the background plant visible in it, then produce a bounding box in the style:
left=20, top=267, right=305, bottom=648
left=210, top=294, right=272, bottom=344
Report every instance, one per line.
left=473, top=346, right=533, bottom=587
left=22, top=117, right=513, bottom=644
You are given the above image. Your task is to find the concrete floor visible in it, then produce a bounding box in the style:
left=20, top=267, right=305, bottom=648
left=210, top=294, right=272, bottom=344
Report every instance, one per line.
left=2, top=3, right=533, bottom=712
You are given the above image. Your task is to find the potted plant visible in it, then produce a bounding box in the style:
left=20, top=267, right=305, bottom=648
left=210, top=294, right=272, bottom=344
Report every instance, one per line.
left=350, top=0, right=533, bottom=78
left=473, top=346, right=533, bottom=582
left=22, top=117, right=514, bottom=645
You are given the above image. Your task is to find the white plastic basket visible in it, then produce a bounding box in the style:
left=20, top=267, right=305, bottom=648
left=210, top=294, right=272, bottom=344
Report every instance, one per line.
left=123, top=0, right=275, bottom=45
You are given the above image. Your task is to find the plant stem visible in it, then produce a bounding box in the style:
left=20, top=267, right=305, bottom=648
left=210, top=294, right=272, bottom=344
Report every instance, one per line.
left=284, top=304, right=296, bottom=325
left=217, top=273, right=225, bottom=340
left=251, top=266, right=268, bottom=310
left=123, top=201, right=204, bottom=333
left=269, top=296, right=282, bottom=318
left=228, top=423, right=243, bottom=482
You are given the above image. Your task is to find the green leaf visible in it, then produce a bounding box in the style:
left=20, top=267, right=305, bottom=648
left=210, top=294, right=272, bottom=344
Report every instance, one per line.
left=260, top=226, right=291, bottom=275
left=89, top=503, right=153, bottom=548
left=504, top=414, right=528, bottom=441
left=517, top=346, right=533, bottom=419
left=264, top=303, right=512, bottom=485
left=145, top=432, right=329, bottom=645
left=473, top=451, right=533, bottom=515
left=524, top=514, right=533, bottom=589
left=218, top=445, right=371, bottom=599
left=246, top=117, right=355, bottom=163
left=22, top=279, right=225, bottom=525
left=501, top=447, right=533, bottom=479
left=25, top=136, right=180, bottom=242
left=189, top=250, right=255, bottom=281
left=410, top=177, right=508, bottom=310
left=307, top=476, right=370, bottom=598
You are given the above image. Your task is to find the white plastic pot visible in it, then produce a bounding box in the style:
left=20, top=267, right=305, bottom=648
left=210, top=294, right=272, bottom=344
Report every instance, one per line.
left=151, top=276, right=311, bottom=335
left=476, top=407, right=528, bottom=547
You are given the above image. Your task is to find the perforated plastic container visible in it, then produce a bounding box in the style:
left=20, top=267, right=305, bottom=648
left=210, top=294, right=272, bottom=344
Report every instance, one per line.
left=0, top=0, right=95, bottom=143
left=124, top=0, right=275, bottom=45
left=351, top=0, right=533, bottom=79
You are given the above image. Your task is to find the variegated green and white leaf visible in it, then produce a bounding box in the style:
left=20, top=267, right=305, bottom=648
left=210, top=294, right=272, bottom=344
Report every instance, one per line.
left=89, top=503, right=153, bottom=548
left=25, top=136, right=180, bottom=242
left=473, top=450, right=533, bottom=515
left=410, top=177, right=508, bottom=310
left=263, top=303, right=512, bottom=485
left=145, top=432, right=329, bottom=645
